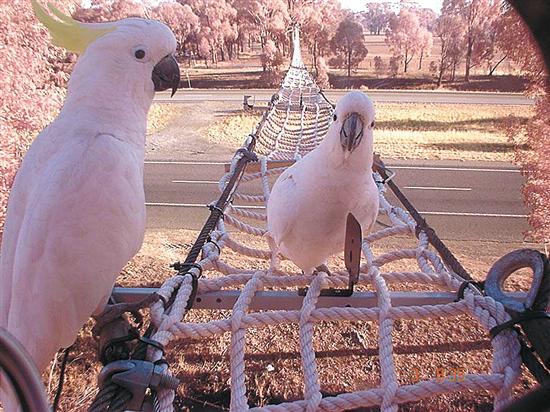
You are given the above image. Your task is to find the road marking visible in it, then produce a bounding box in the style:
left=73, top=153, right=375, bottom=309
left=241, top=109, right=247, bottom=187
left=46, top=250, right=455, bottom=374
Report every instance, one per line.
left=146, top=160, right=522, bottom=173
left=389, top=165, right=520, bottom=173
left=146, top=202, right=264, bottom=209
left=146, top=202, right=527, bottom=218
left=421, top=211, right=528, bottom=218
left=404, top=186, right=472, bottom=191
left=172, top=180, right=219, bottom=184
left=145, top=160, right=226, bottom=165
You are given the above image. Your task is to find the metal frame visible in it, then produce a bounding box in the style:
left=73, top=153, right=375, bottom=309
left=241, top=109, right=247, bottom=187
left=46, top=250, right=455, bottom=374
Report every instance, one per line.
left=113, top=287, right=528, bottom=311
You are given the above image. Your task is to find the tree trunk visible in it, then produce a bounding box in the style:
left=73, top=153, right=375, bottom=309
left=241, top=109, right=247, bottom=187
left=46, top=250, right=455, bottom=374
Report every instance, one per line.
left=451, top=62, right=456, bottom=82
left=313, top=42, right=317, bottom=72
left=347, top=49, right=352, bottom=79
left=465, top=35, right=473, bottom=82
left=418, top=50, right=424, bottom=70
left=404, top=49, right=409, bottom=73
left=489, top=55, right=507, bottom=75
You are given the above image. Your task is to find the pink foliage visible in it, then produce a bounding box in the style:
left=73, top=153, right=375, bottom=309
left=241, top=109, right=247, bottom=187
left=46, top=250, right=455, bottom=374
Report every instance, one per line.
left=293, top=0, right=343, bottom=71
left=315, top=56, right=330, bottom=89
left=259, top=39, right=283, bottom=86
left=152, top=2, right=199, bottom=57
left=236, top=0, right=290, bottom=49
left=442, top=0, right=502, bottom=81
left=0, top=0, right=74, bottom=238
left=331, top=16, right=368, bottom=78
left=73, top=0, right=146, bottom=21
left=361, top=2, right=394, bottom=35
left=498, top=8, right=549, bottom=242
left=434, top=13, right=465, bottom=84
left=181, top=0, right=238, bottom=63
left=385, top=9, right=431, bottom=73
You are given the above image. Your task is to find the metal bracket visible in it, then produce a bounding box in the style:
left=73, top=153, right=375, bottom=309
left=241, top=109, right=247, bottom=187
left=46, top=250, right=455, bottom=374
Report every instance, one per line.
left=98, top=360, right=180, bottom=410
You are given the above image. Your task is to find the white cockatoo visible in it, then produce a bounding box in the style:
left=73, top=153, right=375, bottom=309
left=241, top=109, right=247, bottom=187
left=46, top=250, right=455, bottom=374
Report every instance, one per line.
left=267, top=91, right=379, bottom=275
left=0, top=0, right=179, bottom=387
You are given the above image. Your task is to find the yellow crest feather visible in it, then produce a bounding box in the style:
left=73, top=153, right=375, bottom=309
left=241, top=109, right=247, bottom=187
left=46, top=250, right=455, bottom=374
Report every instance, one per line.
left=31, top=0, right=115, bottom=54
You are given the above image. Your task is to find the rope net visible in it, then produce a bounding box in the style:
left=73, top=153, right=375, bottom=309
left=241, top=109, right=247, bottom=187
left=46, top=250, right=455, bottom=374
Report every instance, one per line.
left=145, top=143, right=523, bottom=411
left=142, top=29, right=523, bottom=411
left=254, top=27, right=334, bottom=160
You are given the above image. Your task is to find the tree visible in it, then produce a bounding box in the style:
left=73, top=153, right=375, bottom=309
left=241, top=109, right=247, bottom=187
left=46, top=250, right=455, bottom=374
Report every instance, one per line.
left=416, top=7, right=437, bottom=31
left=389, top=56, right=400, bottom=76
left=385, top=9, right=426, bottom=73
left=433, top=13, right=465, bottom=86
left=73, top=0, right=147, bottom=21
left=373, top=56, right=386, bottom=75
left=259, top=39, right=284, bottom=86
left=331, top=17, right=368, bottom=79
left=417, top=27, right=433, bottom=70
left=442, top=0, right=502, bottom=82
left=152, top=2, right=200, bottom=60
left=235, top=0, right=290, bottom=51
left=315, top=56, right=330, bottom=89
left=293, top=0, right=343, bottom=72
left=180, top=0, right=238, bottom=64
left=362, top=2, right=394, bottom=35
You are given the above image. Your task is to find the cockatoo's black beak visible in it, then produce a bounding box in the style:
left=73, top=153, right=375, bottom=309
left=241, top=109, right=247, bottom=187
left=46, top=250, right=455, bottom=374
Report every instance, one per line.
left=340, top=112, right=364, bottom=152
left=152, top=54, right=180, bottom=97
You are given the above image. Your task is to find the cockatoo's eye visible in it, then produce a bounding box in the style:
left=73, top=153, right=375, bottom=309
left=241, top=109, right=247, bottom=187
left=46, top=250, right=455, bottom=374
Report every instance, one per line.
left=371, top=120, right=375, bottom=128
left=135, top=49, right=146, bottom=59
left=333, top=114, right=338, bottom=122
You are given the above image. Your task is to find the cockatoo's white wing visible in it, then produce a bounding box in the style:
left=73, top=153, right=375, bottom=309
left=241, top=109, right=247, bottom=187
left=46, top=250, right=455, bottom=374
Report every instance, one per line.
left=3, top=130, right=145, bottom=372
left=267, top=167, right=300, bottom=250
left=0, top=126, right=58, bottom=328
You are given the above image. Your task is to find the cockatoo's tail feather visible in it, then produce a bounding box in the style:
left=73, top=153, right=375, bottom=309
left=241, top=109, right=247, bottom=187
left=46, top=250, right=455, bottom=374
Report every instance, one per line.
left=31, top=0, right=115, bottom=54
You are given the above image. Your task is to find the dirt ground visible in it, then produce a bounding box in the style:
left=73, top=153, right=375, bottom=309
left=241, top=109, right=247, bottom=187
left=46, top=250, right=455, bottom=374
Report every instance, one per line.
left=49, top=229, right=541, bottom=411
left=146, top=101, right=245, bottom=161
left=206, top=103, right=533, bottom=162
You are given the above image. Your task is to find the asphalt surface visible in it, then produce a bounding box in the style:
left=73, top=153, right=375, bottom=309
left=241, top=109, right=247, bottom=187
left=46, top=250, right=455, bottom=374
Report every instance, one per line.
left=154, top=89, right=534, bottom=106
left=144, top=159, right=531, bottom=243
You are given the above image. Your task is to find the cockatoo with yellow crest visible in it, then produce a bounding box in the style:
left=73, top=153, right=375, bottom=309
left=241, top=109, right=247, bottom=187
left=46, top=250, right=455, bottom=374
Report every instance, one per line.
left=0, top=1, right=180, bottom=405
left=267, top=91, right=379, bottom=275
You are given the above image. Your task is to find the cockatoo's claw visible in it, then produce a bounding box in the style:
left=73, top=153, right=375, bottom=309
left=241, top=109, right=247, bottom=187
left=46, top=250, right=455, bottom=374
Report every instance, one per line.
left=313, top=264, right=331, bottom=276
left=236, top=147, right=258, bottom=162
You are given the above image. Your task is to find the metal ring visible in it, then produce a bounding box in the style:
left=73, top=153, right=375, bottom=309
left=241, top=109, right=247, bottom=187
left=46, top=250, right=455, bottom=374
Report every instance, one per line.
left=0, top=328, right=50, bottom=412
left=485, top=249, right=546, bottom=313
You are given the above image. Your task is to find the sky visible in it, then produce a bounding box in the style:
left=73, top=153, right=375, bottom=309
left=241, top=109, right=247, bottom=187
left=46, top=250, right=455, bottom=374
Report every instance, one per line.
left=339, top=0, right=443, bottom=13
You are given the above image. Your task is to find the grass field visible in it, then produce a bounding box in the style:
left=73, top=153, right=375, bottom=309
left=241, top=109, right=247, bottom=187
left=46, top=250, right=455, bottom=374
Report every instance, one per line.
left=207, top=103, right=533, bottom=161
left=183, top=35, right=527, bottom=91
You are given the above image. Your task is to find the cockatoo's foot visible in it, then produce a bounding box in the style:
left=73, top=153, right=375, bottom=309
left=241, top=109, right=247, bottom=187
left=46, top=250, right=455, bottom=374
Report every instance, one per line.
left=313, top=264, right=331, bottom=275
left=92, top=292, right=161, bottom=336
left=265, top=231, right=282, bottom=275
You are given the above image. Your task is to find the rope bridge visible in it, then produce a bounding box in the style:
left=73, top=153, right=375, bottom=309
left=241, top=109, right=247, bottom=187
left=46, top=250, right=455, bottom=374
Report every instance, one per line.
left=253, top=27, right=333, bottom=161
left=120, top=142, right=523, bottom=411
left=86, top=27, right=550, bottom=412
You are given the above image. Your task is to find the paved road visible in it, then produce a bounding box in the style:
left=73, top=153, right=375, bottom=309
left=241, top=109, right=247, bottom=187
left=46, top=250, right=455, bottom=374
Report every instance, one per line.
left=144, top=159, right=531, bottom=243
left=154, top=89, right=534, bottom=106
